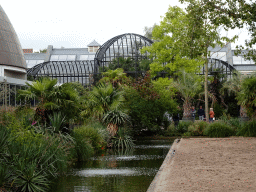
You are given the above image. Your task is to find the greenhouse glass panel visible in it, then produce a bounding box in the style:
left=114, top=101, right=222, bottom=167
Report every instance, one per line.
left=80, top=55, right=87, bottom=60
left=233, top=56, right=241, bottom=64
left=50, top=55, right=59, bottom=61
left=67, top=55, right=76, bottom=61
left=36, top=60, right=44, bottom=64
left=88, top=55, right=95, bottom=60
left=241, top=57, right=251, bottom=64
left=58, top=55, right=67, bottom=61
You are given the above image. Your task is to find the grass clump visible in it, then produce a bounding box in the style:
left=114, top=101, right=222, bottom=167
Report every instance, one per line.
left=236, top=119, right=256, bottom=137
left=73, top=122, right=107, bottom=161
left=187, top=121, right=208, bottom=136
left=204, top=121, right=235, bottom=137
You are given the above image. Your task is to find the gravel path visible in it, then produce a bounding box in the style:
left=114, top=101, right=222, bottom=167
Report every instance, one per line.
left=148, top=137, right=256, bottom=192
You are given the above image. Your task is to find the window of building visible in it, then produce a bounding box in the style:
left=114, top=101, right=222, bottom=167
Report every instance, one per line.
left=50, top=55, right=59, bottom=61
left=233, top=56, right=242, bottom=64
left=87, top=55, right=95, bottom=60
left=241, top=57, right=251, bottom=64
left=58, top=55, right=67, bottom=61
left=36, top=60, right=44, bottom=64
left=27, top=60, right=37, bottom=68
left=93, top=46, right=99, bottom=52
left=89, top=47, right=93, bottom=52
left=79, top=55, right=88, bottom=60
left=210, top=52, right=226, bottom=61
left=67, top=55, right=76, bottom=61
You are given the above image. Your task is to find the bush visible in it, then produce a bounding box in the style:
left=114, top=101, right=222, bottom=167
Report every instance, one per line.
left=112, top=127, right=134, bottom=149
left=166, top=121, right=192, bottom=136
left=0, top=124, right=72, bottom=192
left=176, top=121, right=192, bottom=134
left=236, top=119, right=256, bottom=137
left=73, top=123, right=107, bottom=161
left=188, top=121, right=208, bottom=136
left=204, top=121, right=235, bottom=137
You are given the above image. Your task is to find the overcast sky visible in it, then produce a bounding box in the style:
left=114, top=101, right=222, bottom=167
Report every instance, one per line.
left=1, top=0, right=251, bottom=52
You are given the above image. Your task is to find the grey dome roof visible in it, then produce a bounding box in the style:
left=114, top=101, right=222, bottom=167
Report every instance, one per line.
left=87, top=40, right=101, bottom=47
left=0, top=5, right=26, bottom=69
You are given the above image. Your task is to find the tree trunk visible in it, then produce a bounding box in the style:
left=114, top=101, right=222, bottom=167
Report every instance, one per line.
left=183, top=99, right=192, bottom=119
left=204, top=50, right=209, bottom=122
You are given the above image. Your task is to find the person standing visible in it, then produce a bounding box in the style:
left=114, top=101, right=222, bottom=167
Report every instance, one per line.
left=191, top=106, right=196, bottom=122
left=197, top=106, right=205, bottom=121
left=209, top=108, right=215, bottom=123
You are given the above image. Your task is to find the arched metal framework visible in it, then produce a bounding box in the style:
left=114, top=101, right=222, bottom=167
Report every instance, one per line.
left=203, top=58, right=236, bottom=79
left=94, top=33, right=153, bottom=73
left=27, top=61, right=95, bottom=85
left=27, top=34, right=236, bottom=86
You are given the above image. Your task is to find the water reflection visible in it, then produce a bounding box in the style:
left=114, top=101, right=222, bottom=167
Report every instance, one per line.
left=50, top=139, right=175, bottom=192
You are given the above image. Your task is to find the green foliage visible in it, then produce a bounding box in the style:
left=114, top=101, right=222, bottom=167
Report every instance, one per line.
left=84, top=83, right=126, bottom=121
left=167, top=121, right=192, bottom=136
left=176, top=121, right=193, bottom=134
left=213, top=103, right=225, bottom=118
left=236, top=119, right=256, bottom=137
left=219, top=116, right=242, bottom=133
left=171, top=71, right=202, bottom=118
left=102, top=109, right=130, bottom=127
left=48, top=112, right=66, bottom=132
left=100, top=68, right=127, bottom=87
left=141, top=6, right=206, bottom=76
left=185, top=0, right=256, bottom=62
left=18, top=78, right=82, bottom=126
left=123, top=73, right=177, bottom=133
left=100, top=57, right=152, bottom=73
left=112, top=127, right=134, bottom=149
left=237, top=75, right=256, bottom=117
left=187, top=121, right=208, bottom=136
left=204, top=121, right=235, bottom=137
left=73, top=124, right=106, bottom=160
left=0, top=122, right=73, bottom=192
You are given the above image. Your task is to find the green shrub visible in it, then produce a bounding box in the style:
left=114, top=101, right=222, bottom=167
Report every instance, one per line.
left=73, top=124, right=106, bottom=161
left=176, top=121, right=192, bottom=134
left=0, top=125, right=72, bottom=192
left=166, top=121, right=192, bottom=136
left=204, top=121, right=234, bottom=137
left=236, top=119, right=256, bottom=137
left=183, top=132, right=192, bottom=137
left=188, top=121, right=208, bottom=136
left=112, top=127, right=134, bottom=149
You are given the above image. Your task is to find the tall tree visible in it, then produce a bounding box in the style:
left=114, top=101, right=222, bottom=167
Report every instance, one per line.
left=191, top=0, right=256, bottom=62
left=171, top=70, right=202, bottom=119
left=178, top=0, right=237, bottom=121
left=142, top=3, right=236, bottom=121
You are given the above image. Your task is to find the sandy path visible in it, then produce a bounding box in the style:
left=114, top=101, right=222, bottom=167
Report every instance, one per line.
left=148, top=137, right=256, bottom=192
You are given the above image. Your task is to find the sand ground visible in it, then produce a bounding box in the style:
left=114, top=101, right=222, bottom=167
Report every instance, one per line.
left=148, top=137, right=256, bottom=192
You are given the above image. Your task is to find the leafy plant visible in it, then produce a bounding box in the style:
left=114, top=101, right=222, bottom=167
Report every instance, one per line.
left=204, top=121, right=235, bottom=137
left=188, top=121, right=208, bottom=136
left=73, top=124, right=106, bottom=159
left=48, top=112, right=66, bottom=132
left=236, top=119, right=256, bottom=137
left=112, top=127, right=134, bottom=149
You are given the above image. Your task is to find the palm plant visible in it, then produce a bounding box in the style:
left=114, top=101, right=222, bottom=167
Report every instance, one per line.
left=18, top=77, right=58, bottom=109
left=221, top=71, right=248, bottom=118
left=48, top=112, right=66, bottom=132
left=100, top=68, right=127, bottom=87
left=236, top=75, right=256, bottom=118
left=85, top=83, right=129, bottom=136
left=171, top=70, right=202, bottom=119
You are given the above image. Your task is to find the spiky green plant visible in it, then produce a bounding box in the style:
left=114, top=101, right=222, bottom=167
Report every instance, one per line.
left=112, top=128, right=134, bottom=149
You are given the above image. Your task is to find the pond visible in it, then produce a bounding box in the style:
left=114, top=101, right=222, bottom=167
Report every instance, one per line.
left=50, top=139, right=175, bottom=192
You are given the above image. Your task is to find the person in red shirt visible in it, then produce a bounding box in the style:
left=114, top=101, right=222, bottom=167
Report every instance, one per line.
left=209, top=108, right=215, bottom=123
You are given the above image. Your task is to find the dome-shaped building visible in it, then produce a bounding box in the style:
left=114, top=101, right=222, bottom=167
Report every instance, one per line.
left=0, top=5, right=27, bottom=80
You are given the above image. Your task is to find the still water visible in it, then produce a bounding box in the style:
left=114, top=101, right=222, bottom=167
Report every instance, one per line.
left=51, top=139, right=175, bottom=192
